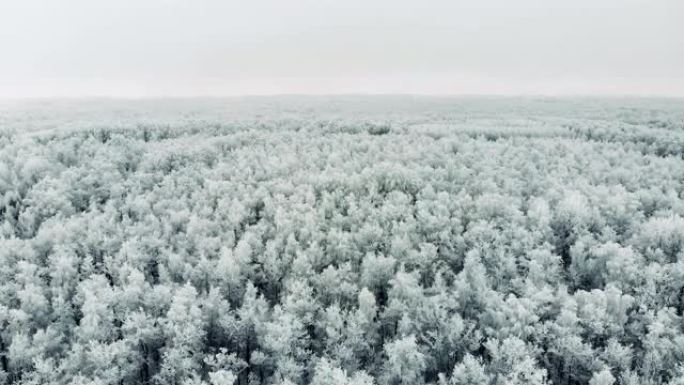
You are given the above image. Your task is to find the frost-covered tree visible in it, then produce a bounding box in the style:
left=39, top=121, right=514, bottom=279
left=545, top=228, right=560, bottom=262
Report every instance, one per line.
left=1, top=98, right=684, bottom=384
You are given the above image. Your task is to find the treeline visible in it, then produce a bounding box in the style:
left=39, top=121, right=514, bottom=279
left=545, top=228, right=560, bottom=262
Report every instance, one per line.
left=1, top=101, right=684, bottom=385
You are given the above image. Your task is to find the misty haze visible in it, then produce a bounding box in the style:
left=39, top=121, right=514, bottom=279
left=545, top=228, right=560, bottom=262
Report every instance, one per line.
left=1, top=1, right=684, bottom=385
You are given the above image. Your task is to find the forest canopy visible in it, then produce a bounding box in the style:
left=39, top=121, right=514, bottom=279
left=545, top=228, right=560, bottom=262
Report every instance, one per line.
left=1, top=97, right=684, bottom=385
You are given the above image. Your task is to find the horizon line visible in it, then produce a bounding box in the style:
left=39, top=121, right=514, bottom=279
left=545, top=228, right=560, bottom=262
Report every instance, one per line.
left=2, top=92, right=684, bottom=102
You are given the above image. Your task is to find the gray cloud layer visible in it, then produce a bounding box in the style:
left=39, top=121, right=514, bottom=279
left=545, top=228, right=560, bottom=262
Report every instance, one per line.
left=1, top=0, right=682, bottom=97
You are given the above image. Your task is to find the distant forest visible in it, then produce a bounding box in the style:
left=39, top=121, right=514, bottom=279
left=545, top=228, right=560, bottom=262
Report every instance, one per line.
left=1, top=98, right=684, bottom=385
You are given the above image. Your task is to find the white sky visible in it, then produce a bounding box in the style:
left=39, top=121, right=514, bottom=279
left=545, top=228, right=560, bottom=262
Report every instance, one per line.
left=1, top=0, right=682, bottom=97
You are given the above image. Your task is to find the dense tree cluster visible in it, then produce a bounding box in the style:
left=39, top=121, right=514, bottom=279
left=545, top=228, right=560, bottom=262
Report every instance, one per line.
left=1, top=98, right=684, bottom=385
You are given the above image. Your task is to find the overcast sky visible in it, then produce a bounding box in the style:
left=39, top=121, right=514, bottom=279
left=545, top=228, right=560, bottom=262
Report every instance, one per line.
left=1, top=0, right=682, bottom=97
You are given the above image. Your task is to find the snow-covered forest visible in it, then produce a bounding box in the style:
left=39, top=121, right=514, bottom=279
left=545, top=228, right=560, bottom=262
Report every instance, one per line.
left=1, top=97, right=684, bottom=385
